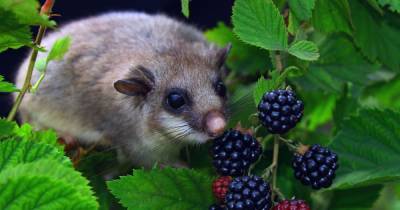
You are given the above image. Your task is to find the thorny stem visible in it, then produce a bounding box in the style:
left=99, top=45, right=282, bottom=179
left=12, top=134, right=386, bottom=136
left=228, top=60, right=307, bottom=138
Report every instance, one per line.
left=6, top=0, right=55, bottom=121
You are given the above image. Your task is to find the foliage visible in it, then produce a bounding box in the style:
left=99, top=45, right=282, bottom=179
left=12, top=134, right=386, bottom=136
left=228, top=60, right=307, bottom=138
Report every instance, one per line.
left=0, top=120, right=98, bottom=210
left=107, top=167, right=213, bottom=210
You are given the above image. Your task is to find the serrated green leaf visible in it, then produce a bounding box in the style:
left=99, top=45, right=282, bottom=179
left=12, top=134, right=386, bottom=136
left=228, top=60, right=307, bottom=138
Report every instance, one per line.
left=350, top=0, right=400, bottom=71
left=232, top=0, right=288, bottom=50
left=288, top=0, right=316, bottom=20
left=0, top=119, right=17, bottom=138
left=107, top=167, right=213, bottom=210
left=377, top=0, right=400, bottom=12
left=13, top=123, right=63, bottom=150
left=367, top=0, right=384, bottom=14
left=330, top=109, right=400, bottom=189
left=0, top=160, right=98, bottom=210
left=288, top=40, right=320, bottom=61
left=0, top=139, right=71, bottom=172
left=328, top=185, right=382, bottom=210
left=301, top=92, right=336, bottom=131
left=362, top=75, right=400, bottom=109
left=181, top=0, right=189, bottom=18
left=0, top=75, right=19, bottom=92
left=311, top=0, right=352, bottom=34
left=293, top=35, right=379, bottom=94
left=0, top=0, right=54, bottom=52
left=288, top=11, right=301, bottom=35
left=0, top=0, right=53, bottom=26
left=205, top=22, right=270, bottom=75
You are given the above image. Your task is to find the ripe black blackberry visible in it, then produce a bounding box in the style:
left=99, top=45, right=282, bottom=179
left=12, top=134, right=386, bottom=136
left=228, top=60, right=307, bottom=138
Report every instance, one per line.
left=292, top=144, right=339, bottom=189
left=273, top=199, right=310, bottom=210
left=258, top=89, right=304, bottom=134
left=225, top=175, right=272, bottom=210
left=209, top=204, right=226, bottom=210
left=212, top=130, right=262, bottom=176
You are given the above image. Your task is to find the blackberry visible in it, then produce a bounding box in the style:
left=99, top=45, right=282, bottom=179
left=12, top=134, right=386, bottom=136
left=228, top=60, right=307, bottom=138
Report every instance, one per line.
left=292, top=144, right=339, bottom=189
left=212, top=176, right=232, bottom=201
left=258, top=89, right=304, bottom=134
left=209, top=204, right=226, bottom=210
left=273, top=199, right=310, bottom=210
left=225, top=175, right=272, bottom=210
left=212, top=130, right=262, bottom=176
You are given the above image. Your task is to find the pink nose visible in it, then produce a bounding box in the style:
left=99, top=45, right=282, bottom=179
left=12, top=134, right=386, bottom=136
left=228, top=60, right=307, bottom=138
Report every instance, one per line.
left=205, top=110, right=226, bottom=137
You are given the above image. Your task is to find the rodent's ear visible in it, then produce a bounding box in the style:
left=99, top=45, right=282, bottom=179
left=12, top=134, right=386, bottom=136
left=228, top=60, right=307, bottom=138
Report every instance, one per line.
left=216, top=43, right=232, bottom=69
left=114, top=66, right=155, bottom=96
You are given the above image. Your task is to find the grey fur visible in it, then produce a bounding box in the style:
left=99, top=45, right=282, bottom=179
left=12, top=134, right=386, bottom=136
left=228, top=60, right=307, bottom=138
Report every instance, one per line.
left=16, top=12, right=228, bottom=167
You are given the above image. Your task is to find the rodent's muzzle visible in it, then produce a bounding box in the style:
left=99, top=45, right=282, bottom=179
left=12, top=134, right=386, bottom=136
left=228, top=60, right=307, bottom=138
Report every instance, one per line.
left=204, top=110, right=227, bottom=137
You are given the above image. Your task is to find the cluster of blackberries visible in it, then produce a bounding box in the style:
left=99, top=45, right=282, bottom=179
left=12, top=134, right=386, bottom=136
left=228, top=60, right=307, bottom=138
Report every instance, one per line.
left=258, top=89, right=304, bottom=134
left=207, top=89, right=338, bottom=209
left=212, top=129, right=262, bottom=176
left=210, top=175, right=272, bottom=210
left=292, top=144, right=339, bottom=189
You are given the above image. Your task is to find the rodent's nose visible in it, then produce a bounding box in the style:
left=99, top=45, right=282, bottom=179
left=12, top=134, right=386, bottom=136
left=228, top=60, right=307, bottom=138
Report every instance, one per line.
left=205, top=110, right=226, bottom=137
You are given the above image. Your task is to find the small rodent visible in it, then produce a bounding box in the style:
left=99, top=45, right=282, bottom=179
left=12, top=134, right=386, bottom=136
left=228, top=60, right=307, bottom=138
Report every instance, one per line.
left=16, top=12, right=230, bottom=168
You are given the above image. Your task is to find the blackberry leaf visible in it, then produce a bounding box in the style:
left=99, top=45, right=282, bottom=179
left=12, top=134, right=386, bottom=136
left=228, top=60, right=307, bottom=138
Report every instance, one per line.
left=232, top=0, right=288, bottom=50
left=330, top=109, right=400, bottom=189
left=107, top=167, right=213, bottom=210
left=0, top=139, right=71, bottom=171
left=0, top=160, right=98, bottom=210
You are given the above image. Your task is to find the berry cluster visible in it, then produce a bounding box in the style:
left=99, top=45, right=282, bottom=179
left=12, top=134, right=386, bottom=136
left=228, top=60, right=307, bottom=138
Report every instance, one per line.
left=225, top=175, right=272, bottom=210
left=212, top=129, right=262, bottom=176
left=292, top=144, right=339, bottom=189
left=258, top=89, right=304, bottom=134
left=207, top=89, right=338, bottom=209
left=273, top=199, right=310, bottom=210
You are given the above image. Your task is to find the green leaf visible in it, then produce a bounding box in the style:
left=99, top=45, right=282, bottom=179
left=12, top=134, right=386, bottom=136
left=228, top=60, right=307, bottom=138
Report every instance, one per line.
left=0, top=139, right=71, bottom=172
left=0, top=0, right=55, bottom=52
left=47, top=36, right=71, bottom=63
left=13, top=123, right=63, bottom=150
left=377, top=0, right=400, bottom=12
left=311, top=0, right=352, bottom=34
left=362, top=75, right=400, bottom=109
left=107, top=167, right=213, bottom=210
left=288, top=40, right=320, bottom=61
left=0, top=160, right=98, bottom=210
left=205, top=22, right=270, bottom=75
left=328, top=185, right=383, bottom=210
left=330, top=109, right=400, bottom=189
left=301, top=92, right=336, bottom=131
left=366, top=0, right=384, bottom=14
left=36, top=36, right=71, bottom=72
left=288, top=0, right=316, bottom=20
left=253, top=71, right=280, bottom=105
left=232, top=0, right=288, bottom=50
left=0, top=119, right=17, bottom=138
left=181, top=0, right=190, bottom=18
left=0, top=75, right=19, bottom=92
left=350, top=0, right=400, bottom=71
left=0, top=0, right=53, bottom=26
left=293, top=35, right=378, bottom=94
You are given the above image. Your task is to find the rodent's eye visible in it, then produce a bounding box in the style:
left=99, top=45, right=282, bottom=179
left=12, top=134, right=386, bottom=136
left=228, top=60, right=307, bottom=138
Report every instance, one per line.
left=214, top=80, right=227, bottom=98
left=166, top=92, right=186, bottom=110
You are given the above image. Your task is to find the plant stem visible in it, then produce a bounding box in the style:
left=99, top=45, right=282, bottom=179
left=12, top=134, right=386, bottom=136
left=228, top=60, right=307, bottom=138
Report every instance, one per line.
left=6, top=0, right=54, bottom=121
left=271, top=135, right=280, bottom=199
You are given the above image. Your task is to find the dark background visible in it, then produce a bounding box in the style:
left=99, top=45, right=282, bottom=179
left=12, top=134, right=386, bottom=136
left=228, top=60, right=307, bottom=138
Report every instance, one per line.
left=0, top=0, right=234, bottom=118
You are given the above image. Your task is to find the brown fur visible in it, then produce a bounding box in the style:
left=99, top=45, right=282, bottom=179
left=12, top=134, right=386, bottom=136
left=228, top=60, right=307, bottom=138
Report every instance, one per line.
left=16, top=12, right=228, bottom=167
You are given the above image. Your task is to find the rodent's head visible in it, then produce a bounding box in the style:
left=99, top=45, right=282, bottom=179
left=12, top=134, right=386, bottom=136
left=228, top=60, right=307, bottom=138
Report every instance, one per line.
left=114, top=43, right=231, bottom=144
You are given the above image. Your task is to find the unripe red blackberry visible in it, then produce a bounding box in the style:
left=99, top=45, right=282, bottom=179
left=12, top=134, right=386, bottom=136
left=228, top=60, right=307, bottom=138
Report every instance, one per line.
left=212, top=176, right=232, bottom=201
left=274, top=199, right=311, bottom=210
left=258, top=89, right=304, bottom=134
left=292, top=144, right=339, bottom=189
left=225, top=175, right=272, bottom=210
left=212, top=129, right=262, bottom=176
